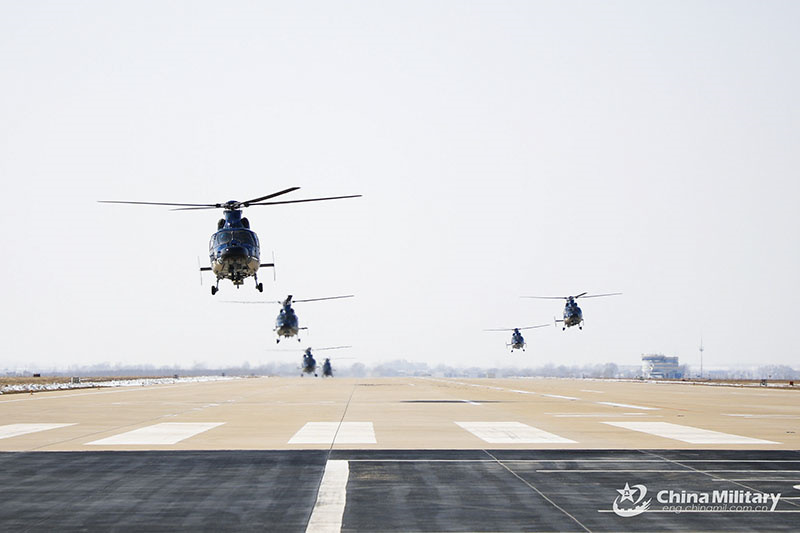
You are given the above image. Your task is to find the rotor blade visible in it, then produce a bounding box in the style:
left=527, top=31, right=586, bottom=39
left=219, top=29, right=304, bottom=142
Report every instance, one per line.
left=521, top=296, right=568, bottom=300
left=292, top=295, right=355, bottom=303
left=247, top=194, right=362, bottom=207
left=518, top=324, right=550, bottom=330
left=170, top=206, right=222, bottom=211
left=219, top=301, right=280, bottom=304
left=241, top=187, right=301, bottom=206
left=98, top=200, right=218, bottom=208
left=580, top=292, right=622, bottom=299
left=314, top=346, right=353, bottom=351
left=483, top=328, right=514, bottom=332
left=574, top=292, right=588, bottom=298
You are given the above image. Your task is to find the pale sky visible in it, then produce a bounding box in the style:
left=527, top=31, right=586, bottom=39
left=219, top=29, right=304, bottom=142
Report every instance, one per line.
left=1, top=1, right=798, bottom=372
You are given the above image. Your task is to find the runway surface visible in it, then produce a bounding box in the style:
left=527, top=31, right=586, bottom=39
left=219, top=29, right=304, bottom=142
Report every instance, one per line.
left=1, top=377, right=799, bottom=531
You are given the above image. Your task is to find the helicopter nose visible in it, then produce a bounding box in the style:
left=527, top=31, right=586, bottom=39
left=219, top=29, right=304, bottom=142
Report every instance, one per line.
left=221, top=245, right=247, bottom=260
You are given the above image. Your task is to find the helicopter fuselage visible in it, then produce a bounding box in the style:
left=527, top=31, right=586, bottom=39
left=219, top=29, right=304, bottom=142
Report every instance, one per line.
left=562, top=300, right=584, bottom=328
left=207, top=209, right=262, bottom=289
left=302, top=352, right=317, bottom=376
left=322, top=359, right=333, bottom=377
left=275, top=306, right=301, bottom=339
left=509, top=329, right=526, bottom=351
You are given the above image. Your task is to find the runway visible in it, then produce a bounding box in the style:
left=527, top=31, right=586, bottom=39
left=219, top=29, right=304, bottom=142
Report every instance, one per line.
left=1, top=377, right=799, bottom=531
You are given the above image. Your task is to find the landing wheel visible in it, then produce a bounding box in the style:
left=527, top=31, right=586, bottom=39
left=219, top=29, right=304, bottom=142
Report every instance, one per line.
left=562, top=327, right=566, bottom=331
left=256, top=282, right=263, bottom=292
left=579, top=326, right=583, bottom=330
left=211, top=286, right=218, bottom=295
left=276, top=338, right=280, bottom=344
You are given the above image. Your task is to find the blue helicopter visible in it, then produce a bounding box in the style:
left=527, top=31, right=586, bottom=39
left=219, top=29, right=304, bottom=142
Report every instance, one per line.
left=484, top=324, right=549, bottom=352
left=522, top=292, right=621, bottom=330
left=227, top=294, right=354, bottom=342
left=301, top=346, right=351, bottom=377
left=322, top=358, right=333, bottom=378
left=99, top=188, right=360, bottom=295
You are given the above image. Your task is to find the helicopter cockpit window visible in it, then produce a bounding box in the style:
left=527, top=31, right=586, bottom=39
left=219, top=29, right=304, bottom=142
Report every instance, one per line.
left=216, top=232, right=233, bottom=245
left=232, top=231, right=256, bottom=245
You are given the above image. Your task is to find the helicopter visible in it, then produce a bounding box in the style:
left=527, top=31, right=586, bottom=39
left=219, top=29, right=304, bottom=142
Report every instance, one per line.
left=522, top=292, right=621, bottom=330
left=99, top=188, right=361, bottom=295
left=484, top=325, right=549, bottom=352
left=300, top=346, right=351, bottom=377
left=226, top=294, right=354, bottom=342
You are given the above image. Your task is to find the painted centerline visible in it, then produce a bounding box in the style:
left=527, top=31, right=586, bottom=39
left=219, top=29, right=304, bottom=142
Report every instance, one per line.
left=456, top=421, right=576, bottom=444
left=306, top=460, right=349, bottom=533
left=289, top=422, right=376, bottom=445
left=603, top=421, right=778, bottom=444
left=0, top=423, right=75, bottom=440
left=87, top=422, right=224, bottom=445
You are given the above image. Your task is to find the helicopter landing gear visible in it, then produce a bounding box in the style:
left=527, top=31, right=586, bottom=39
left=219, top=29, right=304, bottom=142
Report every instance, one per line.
left=254, top=274, right=263, bottom=293
left=211, top=280, right=219, bottom=296
left=276, top=338, right=280, bottom=344
left=562, top=326, right=566, bottom=331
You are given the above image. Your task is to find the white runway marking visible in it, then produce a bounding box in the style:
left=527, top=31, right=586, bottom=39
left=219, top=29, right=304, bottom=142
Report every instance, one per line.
left=457, top=399, right=481, bottom=405
left=306, top=460, right=348, bottom=533
left=596, top=401, right=659, bottom=410
left=580, top=389, right=604, bottom=393
left=86, top=422, right=224, bottom=445
left=548, top=413, right=652, bottom=417
left=541, top=394, right=579, bottom=400
left=725, top=414, right=800, bottom=419
left=456, top=422, right=576, bottom=444
left=603, top=421, right=778, bottom=444
left=289, top=422, right=376, bottom=445
left=0, top=423, right=75, bottom=440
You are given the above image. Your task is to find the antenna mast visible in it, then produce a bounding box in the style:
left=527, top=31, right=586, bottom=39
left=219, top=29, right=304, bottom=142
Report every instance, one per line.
left=699, top=335, right=704, bottom=379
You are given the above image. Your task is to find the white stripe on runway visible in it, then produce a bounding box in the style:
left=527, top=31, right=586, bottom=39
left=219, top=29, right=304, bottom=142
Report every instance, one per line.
left=596, top=401, right=659, bottom=410
left=603, top=421, right=777, bottom=444
left=456, top=422, right=576, bottom=444
left=0, top=423, right=75, bottom=440
left=289, top=423, right=376, bottom=445
left=86, top=422, right=224, bottom=445
left=725, top=414, right=800, bottom=419
left=548, top=413, right=651, bottom=417
left=306, top=460, right=349, bottom=533
left=541, top=394, right=579, bottom=400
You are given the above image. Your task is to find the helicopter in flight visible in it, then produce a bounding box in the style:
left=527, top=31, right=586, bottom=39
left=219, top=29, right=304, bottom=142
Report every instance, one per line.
left=322, top=358, right=333, bottom=378
left=227, top=294, right=354, bottom=343
left=301, top=346, right=351, bottom=377
left=99, top=188, right=361, bottom=295
left=522, top=292, right=621, bottom=330
left=484, top=325, right=549, bottom=352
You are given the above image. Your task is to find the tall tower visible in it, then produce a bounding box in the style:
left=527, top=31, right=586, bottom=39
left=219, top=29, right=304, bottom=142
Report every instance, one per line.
left=699, top=335, right=704, bottom=379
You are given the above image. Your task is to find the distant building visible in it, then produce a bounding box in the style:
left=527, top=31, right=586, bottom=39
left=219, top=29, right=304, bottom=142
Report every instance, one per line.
left=641, top=354, right=683, bottom=379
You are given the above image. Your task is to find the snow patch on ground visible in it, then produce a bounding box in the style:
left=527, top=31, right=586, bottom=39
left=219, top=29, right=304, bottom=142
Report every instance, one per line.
left=0, top=375, right=242, bottom=395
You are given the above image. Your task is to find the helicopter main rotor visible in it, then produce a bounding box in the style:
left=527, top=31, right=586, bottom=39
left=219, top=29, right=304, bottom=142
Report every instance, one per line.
left=483, top=324, right=549, bottom=332
left=521, top=292, right=622, bottom=300
left=98, top=187, right=361, bottom=211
